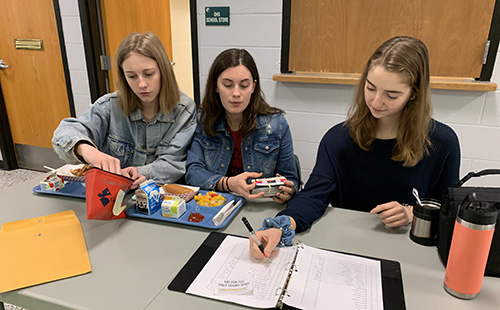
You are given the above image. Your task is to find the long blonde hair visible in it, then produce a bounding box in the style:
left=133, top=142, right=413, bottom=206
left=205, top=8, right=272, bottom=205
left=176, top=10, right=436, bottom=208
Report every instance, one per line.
left=115, top=32, right=180, bottom=115
left=346, top=36, right=432, bottom=167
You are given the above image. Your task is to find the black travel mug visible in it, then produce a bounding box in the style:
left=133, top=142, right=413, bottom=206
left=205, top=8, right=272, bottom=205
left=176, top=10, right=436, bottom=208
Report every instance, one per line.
left=410, top=199, right=441, bottom=246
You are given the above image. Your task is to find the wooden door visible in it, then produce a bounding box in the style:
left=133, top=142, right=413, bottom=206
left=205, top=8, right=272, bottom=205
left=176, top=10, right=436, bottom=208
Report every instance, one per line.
left=100, top=0, right=173, bottom=92
left=0, top=0, right=70, bottom=167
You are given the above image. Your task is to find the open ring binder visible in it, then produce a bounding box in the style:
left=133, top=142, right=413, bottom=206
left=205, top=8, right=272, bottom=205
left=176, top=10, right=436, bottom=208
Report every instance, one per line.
left=169, top=232, right=406, bottom=309
left=277, top=240, right=302, bottom=309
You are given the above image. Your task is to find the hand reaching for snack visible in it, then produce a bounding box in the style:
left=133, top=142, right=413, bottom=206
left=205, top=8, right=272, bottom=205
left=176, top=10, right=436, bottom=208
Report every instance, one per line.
left=75, top=142, right=121, bottom=174
left=121, top=167, right=146, bottom=189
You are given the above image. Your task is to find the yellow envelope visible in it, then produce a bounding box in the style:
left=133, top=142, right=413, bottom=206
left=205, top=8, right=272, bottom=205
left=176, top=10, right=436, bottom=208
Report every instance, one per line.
left=0, top=210, right=92, bottom=293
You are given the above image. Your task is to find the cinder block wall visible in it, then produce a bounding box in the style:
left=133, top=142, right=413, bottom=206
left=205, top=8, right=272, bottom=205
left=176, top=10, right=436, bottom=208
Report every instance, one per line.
left=196, top=0, right=500, bottom=187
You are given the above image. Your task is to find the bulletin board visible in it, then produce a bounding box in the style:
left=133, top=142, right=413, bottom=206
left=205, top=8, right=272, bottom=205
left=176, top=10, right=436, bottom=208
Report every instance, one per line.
left=279, top=0, right=500, bottom=86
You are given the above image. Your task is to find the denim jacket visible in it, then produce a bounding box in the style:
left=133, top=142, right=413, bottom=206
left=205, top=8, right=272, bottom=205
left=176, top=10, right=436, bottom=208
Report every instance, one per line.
left=185, top=113, right=298, bottom=191
left=52, top=91, right=196, bottom=184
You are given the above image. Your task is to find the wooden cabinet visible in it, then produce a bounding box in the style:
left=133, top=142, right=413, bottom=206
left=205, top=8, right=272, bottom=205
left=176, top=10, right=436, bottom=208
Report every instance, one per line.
left=277, top=0, right=499, bottom=91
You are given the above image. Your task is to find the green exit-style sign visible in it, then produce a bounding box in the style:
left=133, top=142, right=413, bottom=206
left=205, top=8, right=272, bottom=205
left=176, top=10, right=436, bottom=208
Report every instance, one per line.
left=205, top=7, right=230, bottom=26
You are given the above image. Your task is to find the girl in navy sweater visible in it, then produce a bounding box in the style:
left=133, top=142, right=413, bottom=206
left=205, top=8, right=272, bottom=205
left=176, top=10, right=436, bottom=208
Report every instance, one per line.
left=250, top=36, right=460, bottom=260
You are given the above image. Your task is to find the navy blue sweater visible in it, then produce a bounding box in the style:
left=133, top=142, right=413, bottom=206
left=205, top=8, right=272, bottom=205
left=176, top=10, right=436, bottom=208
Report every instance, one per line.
left=279, top=120, right=460, bottom=233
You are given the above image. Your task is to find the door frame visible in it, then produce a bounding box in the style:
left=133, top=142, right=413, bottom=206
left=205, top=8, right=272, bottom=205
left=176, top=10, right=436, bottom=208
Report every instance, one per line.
left=79, top=0, right=201, bottom=104
left=0, top=0, right=74, bottom=170
left=0, top=83, right=16, bottom=170
left=78, top=0, right=109, bottom=102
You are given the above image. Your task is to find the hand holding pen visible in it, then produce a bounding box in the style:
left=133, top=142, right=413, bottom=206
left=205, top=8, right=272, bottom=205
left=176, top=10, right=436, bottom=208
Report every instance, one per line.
left=242, top=217, right=272, bottom=263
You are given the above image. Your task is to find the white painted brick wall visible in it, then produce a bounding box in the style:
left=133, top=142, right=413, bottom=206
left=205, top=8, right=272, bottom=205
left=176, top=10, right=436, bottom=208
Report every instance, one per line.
left=59, top=0, right=92, bottom=117
left=171, top=0, right=194, bottom=98
left=197, top=0, right=500, bottom=187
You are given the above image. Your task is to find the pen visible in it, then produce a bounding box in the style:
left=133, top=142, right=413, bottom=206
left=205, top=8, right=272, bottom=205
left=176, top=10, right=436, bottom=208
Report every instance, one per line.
left=242, top=217, right=271, bottom=263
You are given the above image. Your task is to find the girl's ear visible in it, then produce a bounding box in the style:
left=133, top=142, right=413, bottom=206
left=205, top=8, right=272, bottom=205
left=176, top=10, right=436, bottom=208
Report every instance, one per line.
left=410, top=89, right=418, bottom=100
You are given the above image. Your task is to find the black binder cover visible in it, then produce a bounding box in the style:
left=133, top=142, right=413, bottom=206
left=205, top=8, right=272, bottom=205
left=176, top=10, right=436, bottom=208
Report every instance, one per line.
left=169, top=231, right=406, bottom=309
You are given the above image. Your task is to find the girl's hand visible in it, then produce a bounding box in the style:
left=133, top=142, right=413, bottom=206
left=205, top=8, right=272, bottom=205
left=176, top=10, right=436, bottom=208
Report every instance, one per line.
left=227, top=172, right=265, bottom=200
left=249, top=228, right=282, bottom=260
left=75, top=142, right=121, bottom=174
left=121, top=167, right=146, bottom=189
left=370, top=201, right=413, bottom=227
left=273, top=178, right=296, bottom=204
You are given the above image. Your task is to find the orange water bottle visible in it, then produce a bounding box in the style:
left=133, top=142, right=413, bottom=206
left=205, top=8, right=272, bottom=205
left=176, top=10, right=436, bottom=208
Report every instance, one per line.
left=443, top=193, right=499, bottom=299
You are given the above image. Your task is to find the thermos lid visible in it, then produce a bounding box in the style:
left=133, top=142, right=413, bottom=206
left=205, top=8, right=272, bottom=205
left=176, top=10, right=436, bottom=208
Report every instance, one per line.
left=458, top=193, right=500, bottom=225
left=413, top=199, right=441, bottom=220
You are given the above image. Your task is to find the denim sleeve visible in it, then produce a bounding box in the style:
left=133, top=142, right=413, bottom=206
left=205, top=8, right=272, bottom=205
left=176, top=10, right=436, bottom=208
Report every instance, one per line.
left=275, top=114, right=299, bottom=191
left=51, top=99, right=110, bottom=164
left=185, top=125, right=224, bottom=190
left=136, top=97, right=197, bottom=184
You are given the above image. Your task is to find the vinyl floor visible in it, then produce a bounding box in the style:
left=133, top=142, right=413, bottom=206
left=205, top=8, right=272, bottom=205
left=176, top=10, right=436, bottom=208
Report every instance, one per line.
left=0, top=168, right=45, bottom=191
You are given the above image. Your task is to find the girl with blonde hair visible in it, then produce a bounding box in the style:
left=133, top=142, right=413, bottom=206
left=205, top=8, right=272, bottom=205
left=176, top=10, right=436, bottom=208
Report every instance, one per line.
left=53, top=32, right=196, bottom=187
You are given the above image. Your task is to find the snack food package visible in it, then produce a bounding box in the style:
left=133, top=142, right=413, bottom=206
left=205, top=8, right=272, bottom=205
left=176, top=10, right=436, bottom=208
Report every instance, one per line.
left=85, top=168, right=133, bottom=220
left=135, top=180, right=162, bottom=215
left=161, top=196, right=186, bottom=218
left=250, top=176, right=286, bottom=197
left=55, top=164, right=90, bottom=182
left=40, top=174, right=65, bottom=191
left=161, top=184, right=197, bottom=202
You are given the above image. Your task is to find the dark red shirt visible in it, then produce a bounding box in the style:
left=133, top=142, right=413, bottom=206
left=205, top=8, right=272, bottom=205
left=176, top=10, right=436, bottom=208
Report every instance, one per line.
left=227, top=125, right=243, bottom=176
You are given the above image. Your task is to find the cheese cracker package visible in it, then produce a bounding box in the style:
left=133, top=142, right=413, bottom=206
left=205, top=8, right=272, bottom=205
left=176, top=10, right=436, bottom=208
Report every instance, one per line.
left=161, top=196, right=186, bottom=218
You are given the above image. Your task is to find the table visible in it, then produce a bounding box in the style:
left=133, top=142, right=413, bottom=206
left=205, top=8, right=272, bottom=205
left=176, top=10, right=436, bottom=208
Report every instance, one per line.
left=1, top=177, right=499, bottom=310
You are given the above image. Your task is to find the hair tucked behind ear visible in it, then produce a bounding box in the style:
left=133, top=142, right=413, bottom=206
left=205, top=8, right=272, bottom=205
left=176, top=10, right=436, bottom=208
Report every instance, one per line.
left=346, top=36, right=432, bottom=167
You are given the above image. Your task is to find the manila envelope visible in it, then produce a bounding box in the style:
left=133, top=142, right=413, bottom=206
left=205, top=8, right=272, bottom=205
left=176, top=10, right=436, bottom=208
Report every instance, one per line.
left=0, top=210, right=92, bottom=293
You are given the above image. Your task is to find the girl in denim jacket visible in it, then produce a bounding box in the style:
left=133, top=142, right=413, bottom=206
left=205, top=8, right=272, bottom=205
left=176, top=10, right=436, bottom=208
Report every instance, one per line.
left=186, top=49, right=298, bottom=203
left=52, top=32, right=196, bottom=187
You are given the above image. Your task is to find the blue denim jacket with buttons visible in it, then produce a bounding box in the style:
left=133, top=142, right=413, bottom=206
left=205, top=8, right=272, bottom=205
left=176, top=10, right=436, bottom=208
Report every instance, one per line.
left=52, top=91, right=197, bottom=184
left=185, top=113, right=298, bottom=191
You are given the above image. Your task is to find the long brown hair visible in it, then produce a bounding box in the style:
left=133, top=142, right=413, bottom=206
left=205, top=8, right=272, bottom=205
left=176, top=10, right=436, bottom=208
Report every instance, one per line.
left=201, top=48, right=283, bottom=138
left=115, top=32, right=180, bottom=115
left=346, top=36, right=432, bottom=167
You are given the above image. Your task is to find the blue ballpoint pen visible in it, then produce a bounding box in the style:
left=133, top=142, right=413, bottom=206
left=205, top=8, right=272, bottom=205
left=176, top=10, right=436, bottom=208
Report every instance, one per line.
left=242, top=217, right=271, bottom=263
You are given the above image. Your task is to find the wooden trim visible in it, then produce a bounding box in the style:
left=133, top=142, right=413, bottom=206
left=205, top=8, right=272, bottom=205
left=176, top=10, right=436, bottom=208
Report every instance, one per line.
left=273, top=73, right=498, bottom=91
